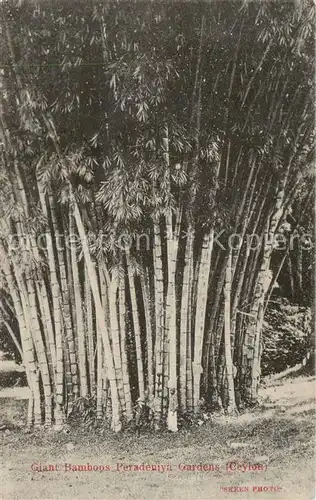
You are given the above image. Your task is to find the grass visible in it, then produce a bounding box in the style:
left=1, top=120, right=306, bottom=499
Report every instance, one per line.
left=1, top=374, right=315, bottom=500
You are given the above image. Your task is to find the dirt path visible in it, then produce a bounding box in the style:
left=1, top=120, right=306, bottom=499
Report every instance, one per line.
left=1, top=375, right=315, bottom=500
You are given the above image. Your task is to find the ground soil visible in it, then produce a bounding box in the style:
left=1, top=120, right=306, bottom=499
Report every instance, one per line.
left=0, top=371, right=315, bottom=500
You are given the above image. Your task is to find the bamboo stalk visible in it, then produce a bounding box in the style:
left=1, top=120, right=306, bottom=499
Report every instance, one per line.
left=48, top=193, right=79, bottom=401
left=179, top=225, right=194, bottom=411
left=69, top=213, right=88, bottom=397
left=153, top=221, right=164, bottom=426
left=223, top=249, right=237, bottom=413
left=84, top=263, right=95, bottom=394
left=126, top=248, right=145, bottom=402
left=118, top=269, right=133, bottom=421
left=140, top=266, right=154, bottom=411
left=193, top=229, right=214, bottom=412
left=186, top=241, right=194, bottom=413
left=0, top=244, right=41, bottom=427
left=107, top=272, right=125, bottom=413
left=25, top=276, right=53, bottom=426
left=162, top=124, right=179, bottom=432
left=96, top=324, right=103, bottom=420
left=71, top=195, right=122, bottom=432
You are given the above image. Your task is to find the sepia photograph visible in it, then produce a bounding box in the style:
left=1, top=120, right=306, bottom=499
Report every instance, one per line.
left=0, top=0, right=315, bottom=498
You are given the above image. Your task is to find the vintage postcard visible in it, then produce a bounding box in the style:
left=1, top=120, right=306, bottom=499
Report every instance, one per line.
left=0, top=0, right=315, bottom=499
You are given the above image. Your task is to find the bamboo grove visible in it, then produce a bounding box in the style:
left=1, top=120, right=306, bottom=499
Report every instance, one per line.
left=0, top=0, right=314, bottom=432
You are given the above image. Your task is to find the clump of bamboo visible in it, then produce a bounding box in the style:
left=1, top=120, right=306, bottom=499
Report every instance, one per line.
left=0, top=0, right=313, bottom=432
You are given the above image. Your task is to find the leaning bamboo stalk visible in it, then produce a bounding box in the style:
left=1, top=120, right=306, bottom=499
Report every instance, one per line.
left=14, top=171, right=57, bottom=392
left=0, top=244, right=41, bottom=427
left=126, top=248, right=145, bottom=402
left=245, top=184, right=285, bottom=402
left=36, top=185, right=65, bottom=419
left=69, top=213, right=88, bottom=397
left=190, top=15, right=205, bottom=125
left=231, top=154, right=258, bottom=275
left=230, top=180, right=270, bottom=354
left=193, top=229, right=214, bottom=412
left=25, top=276, right=53, bottom=426
left=34, top=281, right=55, bottom=387
left=1, top=221, right=43, bottom=427
left=28, top=233, right=57, bottom=384
left=71, top=194, right=121, bottom=432
left=241, top=40, right=272, bottom=108
left=0, top=48, right=47, bottom=424
left=5, top=209, right=53, bottom=427
left=264, top=247, right=289, bottom=314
